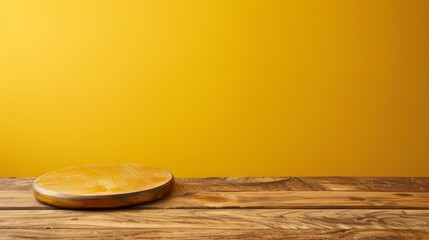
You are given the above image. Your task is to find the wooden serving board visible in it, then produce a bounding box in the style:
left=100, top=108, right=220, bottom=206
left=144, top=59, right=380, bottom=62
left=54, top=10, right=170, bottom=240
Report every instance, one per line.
left=32, top=163, right=174, bottom=209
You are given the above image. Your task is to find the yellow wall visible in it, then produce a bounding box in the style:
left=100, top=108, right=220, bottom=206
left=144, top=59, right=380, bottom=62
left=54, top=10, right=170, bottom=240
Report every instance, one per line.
left=1, top=0, right=428, bottom=177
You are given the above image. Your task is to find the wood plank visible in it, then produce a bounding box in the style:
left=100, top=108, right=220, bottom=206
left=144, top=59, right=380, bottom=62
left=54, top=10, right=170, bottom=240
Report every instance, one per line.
left=1, top=209, right=429, bottom=230
left=0, top=177, right=313, bottom=192
left=176, top=177, right=319, bottom=191
left=2, top=190, right=429, bottom=210
left=2, top=177, right=429, bottom=192
left=413, top=178, right=429, bottom=188
left=306, top=177, right=429, bottom=192
left=2, top=229, right=429, bottom=240
left=0, top=178, right=34, bottom=191
left=154, top=190, right=429, bottom=209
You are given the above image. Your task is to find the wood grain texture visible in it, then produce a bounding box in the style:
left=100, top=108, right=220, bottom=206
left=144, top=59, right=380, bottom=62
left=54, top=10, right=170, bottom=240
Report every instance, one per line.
left=3, top=177, right=429, bottom=192
left=1, top=209, right=429, bottom=230
left=2, top=229, right=429, bottom=240
left=0, top=178, right=34, bottom=191
left=1, top=177, right=429, bottom=239
left=2, top=190, right=429, bottom=210
left=306, top=177, right=429, bottom=192
left=32, top=164, right=174, bottom=209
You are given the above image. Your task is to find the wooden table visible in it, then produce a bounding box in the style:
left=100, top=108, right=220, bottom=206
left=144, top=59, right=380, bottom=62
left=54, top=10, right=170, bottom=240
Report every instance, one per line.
left=1, top=177, right=429, bottom=239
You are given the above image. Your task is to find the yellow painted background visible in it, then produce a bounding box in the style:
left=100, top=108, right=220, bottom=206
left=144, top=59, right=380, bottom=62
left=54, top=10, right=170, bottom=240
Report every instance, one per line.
left=1, top=0, right=428, bottom=177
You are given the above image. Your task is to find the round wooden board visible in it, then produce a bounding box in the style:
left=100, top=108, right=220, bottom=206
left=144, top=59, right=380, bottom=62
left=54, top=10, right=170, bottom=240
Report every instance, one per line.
left=32, top=163, right=174, bottom=209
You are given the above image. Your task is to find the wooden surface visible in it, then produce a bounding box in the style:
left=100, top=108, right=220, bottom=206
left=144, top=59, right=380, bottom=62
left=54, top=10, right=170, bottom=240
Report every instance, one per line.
left=32, top=164, right=174, bottom=209
left=1, top=177, right=429, bottom=239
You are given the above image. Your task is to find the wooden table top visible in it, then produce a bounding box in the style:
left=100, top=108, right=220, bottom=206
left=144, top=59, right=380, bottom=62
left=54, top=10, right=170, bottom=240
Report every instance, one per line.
left=1, top=177, right=429, bottom=239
